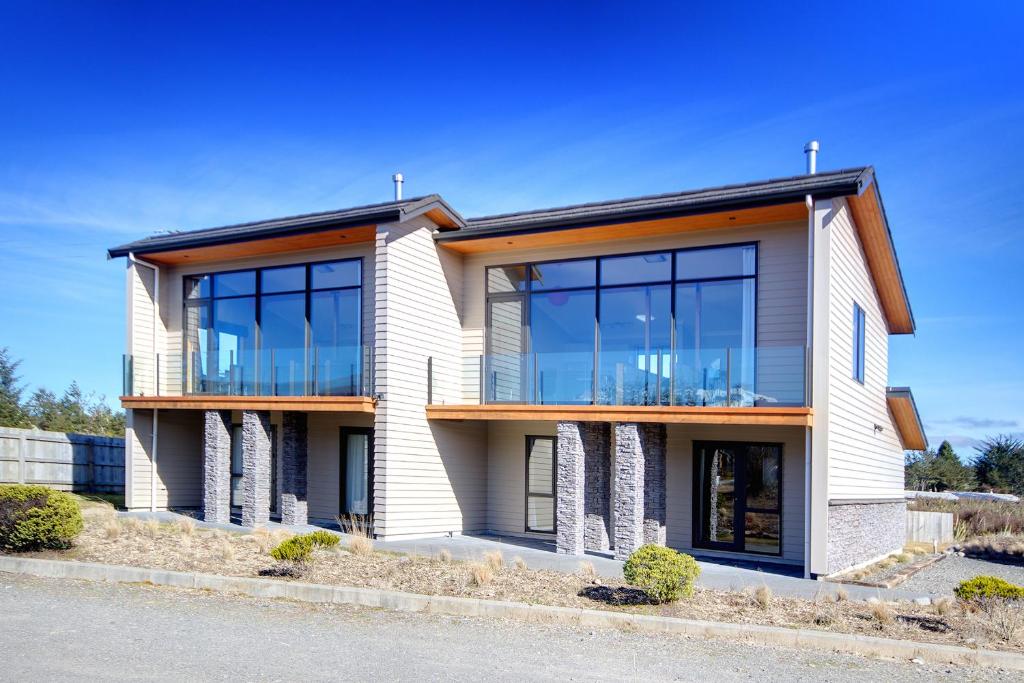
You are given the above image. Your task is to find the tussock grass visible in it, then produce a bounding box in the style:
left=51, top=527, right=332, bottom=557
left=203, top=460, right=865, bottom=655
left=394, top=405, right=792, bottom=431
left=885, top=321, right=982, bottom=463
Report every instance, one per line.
left=176, top=518, right=196, bottom=536
left=348, top=535, right=373, bottom=556
left=469, top=563, right=493, bottom=587
left=833, top=587, right=849, bottom=603
left=933, top=596, right=954, bottom=616
left=102, top=518, right=121, bottom=540
left=143, top=519, right=161, bottom=539
left=437, top=548, right=452, bottom=563
left=869, top=600, right=894, bottom=627
left=578, top=560, right=597, bottom=582
left=909, top=498, right=1024, bottom=537
left=484, top=550, right=504, bottom=572
left=752, top=584, right=773, bottom=610
left=513, top=556, right=527, bottom=571
left=218, top=538, right=235, bottom=561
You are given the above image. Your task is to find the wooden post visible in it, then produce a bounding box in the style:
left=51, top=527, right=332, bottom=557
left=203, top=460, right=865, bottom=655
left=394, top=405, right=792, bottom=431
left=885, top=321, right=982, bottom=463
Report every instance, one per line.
left=17, top=433, right=27, bottom=484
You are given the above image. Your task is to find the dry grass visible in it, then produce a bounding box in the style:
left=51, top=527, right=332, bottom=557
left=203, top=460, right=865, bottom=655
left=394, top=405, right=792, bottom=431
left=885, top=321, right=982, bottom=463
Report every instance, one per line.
left=894, top=553, right=912, bottom=563
left=484, top=550, right=504, bottom=572
left=348, top=535, right=373, bottom=556
left=869, top=600, right=894, bottom=628
left=834, top=587, right=849, bottom=602
left=909, top=498, right=1024, bottom=537
left=751, top=585, right=773, bottom=610
left=959, top=534, right=1024, bottom=562
left=934, top=596, right=954, bottom=616
left=983, top=600, right=1024, bottom=645
left=218, top=539, right=235, bottom=562
left=578, top=560, right=597, bottom=582
left=437, top=549, right=452, bottom=563
left=143, top=519, right=160, bottom=539
left=177, top=517, right=196, bottom=536
left=469, top=563, right=494, bottom=587
left=513, top=556, right=527, bottom=571
left=102, top=518, right=121, bottom=540
left=247, top=528, right=275, bottom=554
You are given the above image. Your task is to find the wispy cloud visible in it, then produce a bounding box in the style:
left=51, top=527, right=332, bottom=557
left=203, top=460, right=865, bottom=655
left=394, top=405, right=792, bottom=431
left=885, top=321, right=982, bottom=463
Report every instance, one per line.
left=930, top=416, right=1021, bottom=430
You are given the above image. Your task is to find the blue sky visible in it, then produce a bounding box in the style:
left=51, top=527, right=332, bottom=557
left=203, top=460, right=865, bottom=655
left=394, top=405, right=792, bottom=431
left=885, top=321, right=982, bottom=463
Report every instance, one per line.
left=1, top=2, right=1021, bottom=456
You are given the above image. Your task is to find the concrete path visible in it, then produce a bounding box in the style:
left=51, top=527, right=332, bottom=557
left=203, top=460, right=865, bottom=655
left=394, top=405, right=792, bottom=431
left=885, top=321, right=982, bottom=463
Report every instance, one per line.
left=120, top=510, right=928, bottom=602
left=0, top=573, right=996, bottom=682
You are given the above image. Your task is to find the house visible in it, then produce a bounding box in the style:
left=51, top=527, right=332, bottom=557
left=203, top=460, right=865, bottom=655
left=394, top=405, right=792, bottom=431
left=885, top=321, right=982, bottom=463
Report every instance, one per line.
left=107, top=146, right=927, bottom=578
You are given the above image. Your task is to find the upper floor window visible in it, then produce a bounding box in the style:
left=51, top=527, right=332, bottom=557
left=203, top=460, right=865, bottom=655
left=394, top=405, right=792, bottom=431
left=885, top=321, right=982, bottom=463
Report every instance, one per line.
left=852, top=302, right=866, bottom=384
left=182, top=258, right=362, bottom=397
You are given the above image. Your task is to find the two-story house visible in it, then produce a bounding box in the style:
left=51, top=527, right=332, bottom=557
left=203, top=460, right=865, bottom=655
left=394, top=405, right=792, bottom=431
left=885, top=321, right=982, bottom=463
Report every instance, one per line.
left=108, top=149, right=926, bottom=577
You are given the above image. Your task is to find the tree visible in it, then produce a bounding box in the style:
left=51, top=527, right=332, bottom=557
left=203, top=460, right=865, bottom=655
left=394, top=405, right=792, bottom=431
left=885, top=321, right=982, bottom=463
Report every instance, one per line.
left=905, top=449, right=937, bottom=491
left=974, top=435, right=1024, bottom=496
left=0, top=347, right=32, bottom=428
left=930, top=440, right=974, bottom=491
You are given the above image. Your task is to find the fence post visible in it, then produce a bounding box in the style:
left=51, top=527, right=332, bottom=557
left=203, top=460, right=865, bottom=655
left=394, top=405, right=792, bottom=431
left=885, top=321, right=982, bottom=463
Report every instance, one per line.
left=86, top=440, right=96, bottom=493
left=17, top=433, right=27, bottom=484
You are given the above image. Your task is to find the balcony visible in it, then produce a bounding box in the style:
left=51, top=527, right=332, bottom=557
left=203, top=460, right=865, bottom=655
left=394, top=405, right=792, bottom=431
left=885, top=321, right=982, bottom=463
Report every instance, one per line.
left=427, top=345, right=811, bottom=426
left=122, top=345, right=374, bottom=399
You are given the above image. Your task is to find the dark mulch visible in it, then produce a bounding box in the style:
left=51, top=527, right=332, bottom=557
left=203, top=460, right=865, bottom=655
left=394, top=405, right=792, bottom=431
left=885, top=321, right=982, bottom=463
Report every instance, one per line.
left=579, top=585, right=652, bottom=606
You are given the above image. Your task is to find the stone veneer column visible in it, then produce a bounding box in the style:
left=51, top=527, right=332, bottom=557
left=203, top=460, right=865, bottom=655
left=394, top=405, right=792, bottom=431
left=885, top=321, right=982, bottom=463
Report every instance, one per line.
left=584, top=422, right=612, bottom=552
left=642, top=424, right=667, bottom=546
left=556, top=421, right=585, bottom=555
left=614, top=423, right=645, bottom=560
left=202, top=410, right=232, bottom=524
left=279, top=412, right=308, bottom=525
left=241, top=410, right=272, bottom=527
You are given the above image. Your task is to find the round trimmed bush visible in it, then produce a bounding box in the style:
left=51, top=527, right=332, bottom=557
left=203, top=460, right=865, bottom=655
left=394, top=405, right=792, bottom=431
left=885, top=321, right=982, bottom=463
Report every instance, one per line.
left=269, top=530, right=341, bottom=563
left=623, top=544, right=701, bottom=603
left=955, top=575, right=1024, bottom=602
left=0, top=484, right=84, bottom=551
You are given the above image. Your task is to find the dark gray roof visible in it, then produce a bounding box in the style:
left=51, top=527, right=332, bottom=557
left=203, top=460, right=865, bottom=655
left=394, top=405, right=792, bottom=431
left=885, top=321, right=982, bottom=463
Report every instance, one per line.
left=107, top=194, right=464, bottom=258
left=440, top=167, right=873, bottom=241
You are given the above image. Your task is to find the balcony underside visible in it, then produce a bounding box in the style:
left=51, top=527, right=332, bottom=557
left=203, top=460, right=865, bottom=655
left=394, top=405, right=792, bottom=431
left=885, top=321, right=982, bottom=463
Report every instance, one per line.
left=120, top=395, right=376, bottom=413
left=425, top=403, right=812, bottom=427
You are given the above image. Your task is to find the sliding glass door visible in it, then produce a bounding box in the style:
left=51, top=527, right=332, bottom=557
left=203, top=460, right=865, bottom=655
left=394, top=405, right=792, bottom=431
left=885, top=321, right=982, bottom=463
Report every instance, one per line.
left=694, top=442, right=781, bottom=555
left=340, top=428, right=373, bottom=519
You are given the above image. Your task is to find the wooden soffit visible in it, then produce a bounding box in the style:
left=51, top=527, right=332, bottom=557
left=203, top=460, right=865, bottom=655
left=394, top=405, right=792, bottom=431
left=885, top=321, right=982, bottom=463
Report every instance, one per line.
left=439, top=203, right=808, bottom=254
left=120, top=395, right=376, bottom=413
left=886, top=389, right=927, bottom=451
left=425, top=404, right=812, bottom=427
left=846, top=184, right=915, bottom=334
left=141, top=224, right=376, bottom=266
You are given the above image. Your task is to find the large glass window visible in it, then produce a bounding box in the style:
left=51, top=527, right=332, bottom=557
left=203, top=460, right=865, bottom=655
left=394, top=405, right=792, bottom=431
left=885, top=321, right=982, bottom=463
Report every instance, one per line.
left=484, top=244, right=759, bottom=406
left=182, top=258, right=362, bottom=396
left=695, top=441, right=781, bottom=555
left=526, top=436, right=555, bottom=533
left=852, top=303, right=866, bottom=384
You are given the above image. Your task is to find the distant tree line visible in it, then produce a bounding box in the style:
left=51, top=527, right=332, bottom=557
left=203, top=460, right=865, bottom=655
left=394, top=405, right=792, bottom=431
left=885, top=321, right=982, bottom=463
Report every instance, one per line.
left=906, top=436, right=1024, bottom=497
left=0, top=347, right=125, bottom=437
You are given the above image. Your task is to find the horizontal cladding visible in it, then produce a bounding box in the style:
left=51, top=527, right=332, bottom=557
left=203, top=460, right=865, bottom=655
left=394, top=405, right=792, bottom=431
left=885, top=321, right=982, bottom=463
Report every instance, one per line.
left=374, top=218, right=487, bottom=539
left=460, top=221, right=807, bottom=403
left=826, top=199, right=904, bottom=500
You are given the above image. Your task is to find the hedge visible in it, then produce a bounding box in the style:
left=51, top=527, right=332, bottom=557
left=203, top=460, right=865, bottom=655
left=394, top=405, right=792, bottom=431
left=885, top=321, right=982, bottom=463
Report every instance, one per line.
left=623, top=544, right=701, bottom=603
left=0, top=484, right=83, bottom=551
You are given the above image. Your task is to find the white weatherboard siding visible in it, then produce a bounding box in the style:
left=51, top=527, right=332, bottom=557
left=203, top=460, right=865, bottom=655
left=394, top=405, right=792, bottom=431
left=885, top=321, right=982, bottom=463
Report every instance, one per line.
left=125, top=409, right=202, bottom=509
left=460, top=221, right=808, bottom=403
left=825, top=199, right=903, bottom=500
left=128, top=261, right=162, bottom=396
left=374, top=218, right=487, bottom=539
left=486, top=421, right=557, bottom=536
left=306, top=412, right=375, bottom=522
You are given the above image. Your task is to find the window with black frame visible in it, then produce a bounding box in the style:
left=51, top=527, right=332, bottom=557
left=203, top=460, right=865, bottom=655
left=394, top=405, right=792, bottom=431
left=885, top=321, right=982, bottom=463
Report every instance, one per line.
left=525, top=436, right=556, bottom=533
left=483, top=244, right=758, bottom=406
left=183, top=258, right=361, bottom=396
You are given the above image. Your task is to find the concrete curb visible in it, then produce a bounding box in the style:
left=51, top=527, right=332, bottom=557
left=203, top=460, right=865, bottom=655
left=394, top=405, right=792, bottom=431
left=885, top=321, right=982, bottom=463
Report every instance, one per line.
left=1, top=555, right=1021, bottom=671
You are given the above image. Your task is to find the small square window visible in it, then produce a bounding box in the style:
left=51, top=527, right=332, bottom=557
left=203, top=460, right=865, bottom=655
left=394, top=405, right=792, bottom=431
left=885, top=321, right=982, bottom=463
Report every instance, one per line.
left=852, top=303, right=866, bottom=383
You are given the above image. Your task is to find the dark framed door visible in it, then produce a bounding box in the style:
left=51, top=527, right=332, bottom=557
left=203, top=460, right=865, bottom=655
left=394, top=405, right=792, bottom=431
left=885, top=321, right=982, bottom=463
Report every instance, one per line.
left=485, top=293, right=528, bottom=403
left=693, top=441, right=782, bottom=556
left=339, top=427, right=374, bottom=519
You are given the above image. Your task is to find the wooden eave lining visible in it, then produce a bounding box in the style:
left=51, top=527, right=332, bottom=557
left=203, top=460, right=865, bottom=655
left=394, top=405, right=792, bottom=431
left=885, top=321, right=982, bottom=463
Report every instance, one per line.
left=846, top=184, right=915, bottom=334
left=886, top=395, right=927, bottom=451
left=141, top=225, right=376, bottom=266
left=425, top=404, right=813, bottom=427
left=120, top=395, right=376, bottom=413
left=440, top=203, right=808, bottom=254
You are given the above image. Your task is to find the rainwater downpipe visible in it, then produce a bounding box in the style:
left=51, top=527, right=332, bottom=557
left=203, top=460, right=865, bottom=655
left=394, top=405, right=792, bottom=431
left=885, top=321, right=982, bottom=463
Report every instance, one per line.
left=128, top=252, right=161, bottom=512
left=803, top=140, right=818, bottom=578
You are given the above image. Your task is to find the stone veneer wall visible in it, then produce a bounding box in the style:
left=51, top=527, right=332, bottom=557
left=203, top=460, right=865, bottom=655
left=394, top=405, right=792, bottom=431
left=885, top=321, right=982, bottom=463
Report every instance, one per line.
left=556, top=422, right=585, bottom=555
left=202, top=410, right=232, bottom=524
left=241, top=411, right=272, bottom=527
left=642, top=424, right=667, bottom=546
left=583, top=422, right=611, bottom=552
left=826, top=500, right=906, bottom=574
left=614, top=423, right=666, bottom=560
left=280, top=412, right=308, bottom=525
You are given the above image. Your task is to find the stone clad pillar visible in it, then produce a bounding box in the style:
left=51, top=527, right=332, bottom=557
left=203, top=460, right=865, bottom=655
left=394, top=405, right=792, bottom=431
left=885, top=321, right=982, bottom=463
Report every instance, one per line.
left=241, top=410, right=272, bottom=527
left=556, top=422, right=585, bottom=555
left=614, top=423, right=667, bottom=560
left=280, top=412, right=308, bottom=525
left=643, top=424, right=667, bottom=546
left=584, top=422, right=611, bottom=552
left=202, top=410, right=232, bottom=524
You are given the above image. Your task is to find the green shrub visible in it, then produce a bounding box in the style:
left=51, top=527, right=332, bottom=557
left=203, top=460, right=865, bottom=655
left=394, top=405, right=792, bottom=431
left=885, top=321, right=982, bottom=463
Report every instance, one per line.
left=623, top=544, right=701, bottom=603
left=0, top=484, right=83, bottom=551
left=955, top=575, right=1024, bottom=602
left=269, top=530, right=340, bottom=563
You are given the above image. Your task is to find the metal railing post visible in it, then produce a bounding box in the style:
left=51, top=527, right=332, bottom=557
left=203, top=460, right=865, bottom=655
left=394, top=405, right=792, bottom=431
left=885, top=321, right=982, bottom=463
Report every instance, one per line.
left=427, top=356, right=433, bottom=404
left=726, top=347, right=732, bottom=407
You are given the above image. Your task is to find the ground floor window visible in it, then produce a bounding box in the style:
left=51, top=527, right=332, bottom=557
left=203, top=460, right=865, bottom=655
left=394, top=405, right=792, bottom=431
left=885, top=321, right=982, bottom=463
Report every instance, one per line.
left=694, top=441, right=781, bottom=555
left=525, top=436, right=556, bottom=533
left=340, top=428, right=373, bottom=518
left=229, top=425, right=277, bottom=512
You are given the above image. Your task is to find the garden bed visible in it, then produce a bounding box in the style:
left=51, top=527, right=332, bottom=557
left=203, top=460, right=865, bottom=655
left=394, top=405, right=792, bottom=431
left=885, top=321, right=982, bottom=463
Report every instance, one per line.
left=9, top=500, right=1024, bottom=653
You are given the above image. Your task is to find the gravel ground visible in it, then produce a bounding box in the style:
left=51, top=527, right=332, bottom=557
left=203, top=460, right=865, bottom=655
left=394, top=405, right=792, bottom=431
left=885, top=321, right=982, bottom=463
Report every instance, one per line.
left=899, top=555, right=1024, bottom=596
left=0, top=574, right=1012, bottom=682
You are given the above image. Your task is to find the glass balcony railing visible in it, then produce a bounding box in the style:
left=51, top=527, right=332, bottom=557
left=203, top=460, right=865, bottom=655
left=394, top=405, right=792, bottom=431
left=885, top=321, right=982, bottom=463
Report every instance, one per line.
left=122, top=345, right=374, bottom=398
left=472, top=346, right=807, bottom=407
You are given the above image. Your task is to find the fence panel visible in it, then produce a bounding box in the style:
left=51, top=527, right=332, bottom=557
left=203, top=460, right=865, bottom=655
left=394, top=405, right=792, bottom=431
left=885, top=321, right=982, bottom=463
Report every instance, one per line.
left=0, top=426, right=124, bottom=494
left=906, top=510, right=954, bottom=545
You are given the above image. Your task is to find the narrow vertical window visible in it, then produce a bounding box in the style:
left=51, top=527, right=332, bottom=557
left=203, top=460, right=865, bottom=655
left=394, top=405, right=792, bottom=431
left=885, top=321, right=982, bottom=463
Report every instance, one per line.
left=853, top=303, right=866, bottom=383
left=526, top=436, right=556, bottom=533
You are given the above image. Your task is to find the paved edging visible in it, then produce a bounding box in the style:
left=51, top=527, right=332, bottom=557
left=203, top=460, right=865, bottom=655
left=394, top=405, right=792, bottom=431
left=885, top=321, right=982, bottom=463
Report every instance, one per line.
left=1, top=555, right=1021, bottom=671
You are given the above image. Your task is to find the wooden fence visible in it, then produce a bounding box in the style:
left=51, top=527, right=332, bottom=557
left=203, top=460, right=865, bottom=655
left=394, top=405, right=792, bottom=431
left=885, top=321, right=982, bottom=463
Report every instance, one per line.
left=906, top=509, right=954, bottom=546
left=0, top=426, right=124, bottom=494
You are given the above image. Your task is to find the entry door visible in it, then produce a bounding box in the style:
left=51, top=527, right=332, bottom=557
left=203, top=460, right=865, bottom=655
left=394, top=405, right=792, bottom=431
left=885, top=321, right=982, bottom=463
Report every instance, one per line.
left=339, top=428, right=373, bottom=519
left=694, top=442, right=781, bottom=556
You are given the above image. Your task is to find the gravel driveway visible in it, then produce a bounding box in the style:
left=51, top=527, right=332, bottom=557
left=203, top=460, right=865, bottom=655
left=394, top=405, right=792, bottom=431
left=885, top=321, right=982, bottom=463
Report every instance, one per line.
left=899, top=555, right=1024, bottom=596
left=0, top=573, right=1013, bottom=682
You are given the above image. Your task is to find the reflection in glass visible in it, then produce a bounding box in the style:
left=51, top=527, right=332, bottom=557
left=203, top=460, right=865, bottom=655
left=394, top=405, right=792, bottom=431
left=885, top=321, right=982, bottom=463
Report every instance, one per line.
left=600, top=252, right=671, bottom=286
left=485, top=298, right=525, bottom=402
left=260, top=292, right=306, bottom=395
left=530, top=259, right=595, bottom=291
left=311, top=289, right=361, bottom=395
left=530, top=290, right=595, bottom=404
left=487, top=265, right=529, bottom=293
left=597, top=285, right=671, bottom=405
left=676, top=244, right=756, bottom=280
left=213, top=297, right=256, bottom=394
left=526, top=436, right=555, bottom=532
left=214, top=270, right=256, bottom=297
left=311, top=260, right=360, bottom=290
left=261, top=265, right=305, bottom=294
left=344, top=433, right=369, bottom=516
